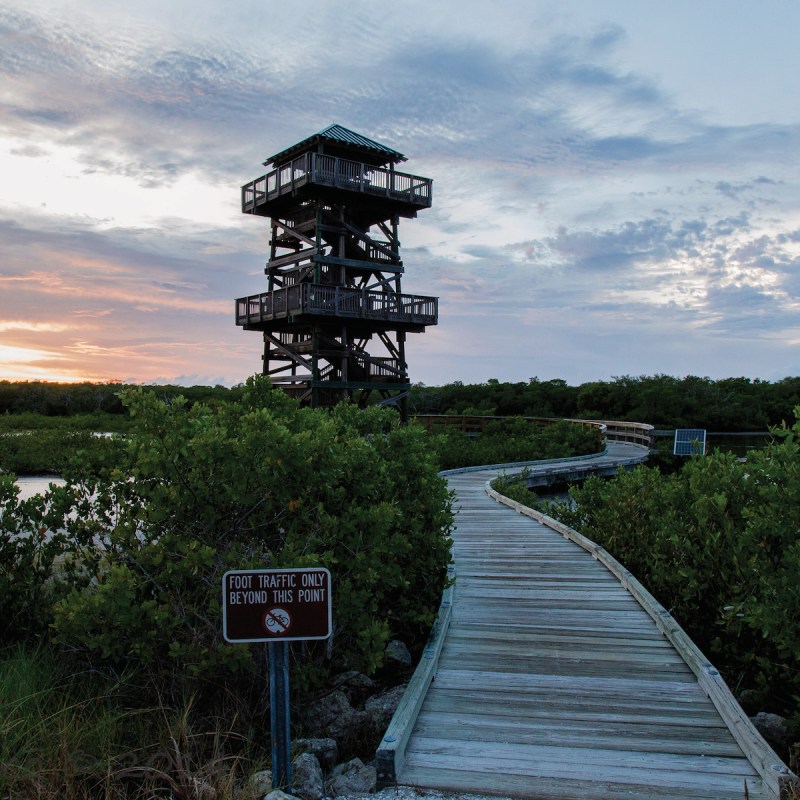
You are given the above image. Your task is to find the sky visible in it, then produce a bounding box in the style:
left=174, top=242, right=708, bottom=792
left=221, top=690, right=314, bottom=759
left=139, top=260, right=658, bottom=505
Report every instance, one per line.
left=1, top=0, right=799, bottom=387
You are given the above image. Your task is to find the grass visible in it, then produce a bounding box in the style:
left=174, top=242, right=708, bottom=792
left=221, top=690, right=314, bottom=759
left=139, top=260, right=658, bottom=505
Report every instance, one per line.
left=2, top=643, right=141, bottom=798
left=0, top=644, right=266, bottom=799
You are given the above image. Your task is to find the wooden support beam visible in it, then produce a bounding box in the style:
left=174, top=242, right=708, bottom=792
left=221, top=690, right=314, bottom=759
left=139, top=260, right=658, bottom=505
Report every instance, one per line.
left=268, top=247, right=319, bottom=269
left=377, top=220, right=399, bottom=250
left=264, top=333, right=313, bottom=371
left=273, top=219, right=317, bottom=248
left=337, top=219, right=399, bottom=261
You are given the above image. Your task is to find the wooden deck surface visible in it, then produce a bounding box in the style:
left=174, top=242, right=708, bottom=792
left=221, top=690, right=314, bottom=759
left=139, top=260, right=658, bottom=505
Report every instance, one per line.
left=397, top=468, right=769, bottom=800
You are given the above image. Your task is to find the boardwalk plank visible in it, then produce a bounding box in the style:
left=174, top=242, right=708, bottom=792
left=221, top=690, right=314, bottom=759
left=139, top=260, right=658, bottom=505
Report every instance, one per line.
left=401, top=763, right=767, bottom=800
left=412, top=711, right=745, bottom=757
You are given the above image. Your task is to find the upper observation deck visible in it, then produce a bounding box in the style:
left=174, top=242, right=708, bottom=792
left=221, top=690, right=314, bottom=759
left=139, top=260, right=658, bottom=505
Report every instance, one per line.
left=241, top=152, right=432, bottom=221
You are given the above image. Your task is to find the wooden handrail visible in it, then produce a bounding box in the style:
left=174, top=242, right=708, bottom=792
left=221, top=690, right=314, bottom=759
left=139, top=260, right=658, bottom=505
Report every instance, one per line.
left=411, top=415, right=654, bottom=447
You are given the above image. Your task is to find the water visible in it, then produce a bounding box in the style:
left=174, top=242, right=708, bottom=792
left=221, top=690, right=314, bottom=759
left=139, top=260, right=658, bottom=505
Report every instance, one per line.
left=13, top=475, right=65, bottom=501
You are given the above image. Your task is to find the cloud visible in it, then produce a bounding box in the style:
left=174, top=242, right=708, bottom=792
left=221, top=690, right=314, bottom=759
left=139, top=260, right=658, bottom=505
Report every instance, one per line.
left=715, top=176, right=778, bottom=200
left=0, top=1, right=798, bottom=387
left=0, top=321, right=69, bottom=332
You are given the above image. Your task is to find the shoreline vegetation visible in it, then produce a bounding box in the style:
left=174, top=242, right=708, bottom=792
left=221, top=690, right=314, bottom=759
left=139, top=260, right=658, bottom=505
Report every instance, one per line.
left=2, top=373, right=800, bottom=429
left=2, top=375, right=799, bottom=797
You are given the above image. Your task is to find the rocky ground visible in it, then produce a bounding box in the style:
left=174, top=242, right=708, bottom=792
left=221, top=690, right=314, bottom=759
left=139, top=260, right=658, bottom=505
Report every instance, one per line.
left=263, top=789, right=516, bottom=800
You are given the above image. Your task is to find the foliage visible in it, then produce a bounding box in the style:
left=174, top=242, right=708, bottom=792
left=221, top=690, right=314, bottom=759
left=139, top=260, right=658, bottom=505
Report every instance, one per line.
left=411, top=374, right=800, bottom=430
left=1, top=377, right=453, bottom=703
left=0, top=428, right=122, bottom=475
left=5, top=373, right=800, bottom=431
left=490, top=471, right=556, bottom=514
left=0, top=475, right=93, bottom=642
left=496, top=416, right=800, bottom=731
left=429, top=418, right=602, bottom=470
left=0, top=380, right=244, bottom=417
left=0, top=411, right=131, bottom=433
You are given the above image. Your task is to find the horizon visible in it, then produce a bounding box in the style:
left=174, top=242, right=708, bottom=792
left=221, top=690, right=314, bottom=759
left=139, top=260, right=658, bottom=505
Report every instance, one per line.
left=2, top=371, right=799, bottom=390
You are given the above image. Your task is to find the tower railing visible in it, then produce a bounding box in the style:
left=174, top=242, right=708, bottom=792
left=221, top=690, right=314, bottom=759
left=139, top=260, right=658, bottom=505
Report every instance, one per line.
left=236, top=284, right=438, bottom=327
left=242, top=153, right=433, bottom=213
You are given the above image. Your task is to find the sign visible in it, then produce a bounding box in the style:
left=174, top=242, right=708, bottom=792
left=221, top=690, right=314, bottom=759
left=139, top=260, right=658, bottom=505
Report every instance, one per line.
left=222, top=567, right=332, bottom=643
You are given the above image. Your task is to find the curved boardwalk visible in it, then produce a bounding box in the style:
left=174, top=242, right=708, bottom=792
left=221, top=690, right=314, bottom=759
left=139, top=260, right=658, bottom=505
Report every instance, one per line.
left=394, top=454, right=778, bottom=800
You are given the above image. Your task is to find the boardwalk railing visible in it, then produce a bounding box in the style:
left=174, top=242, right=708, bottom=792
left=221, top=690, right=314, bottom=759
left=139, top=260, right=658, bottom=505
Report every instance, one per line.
left=412, top=415, right=654, bottom=448
left=484, top=485, right=795, bottom=800
left=376, top=448, right=796, bottom=799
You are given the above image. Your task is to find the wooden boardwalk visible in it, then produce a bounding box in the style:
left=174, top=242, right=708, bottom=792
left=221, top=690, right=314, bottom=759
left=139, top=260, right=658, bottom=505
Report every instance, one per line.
left=392, top=465, right=779, bottom=800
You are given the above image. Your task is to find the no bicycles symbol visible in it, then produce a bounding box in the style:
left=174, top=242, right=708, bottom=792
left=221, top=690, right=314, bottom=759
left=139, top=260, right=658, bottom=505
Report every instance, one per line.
left=264, top=607, right=291, bottom=636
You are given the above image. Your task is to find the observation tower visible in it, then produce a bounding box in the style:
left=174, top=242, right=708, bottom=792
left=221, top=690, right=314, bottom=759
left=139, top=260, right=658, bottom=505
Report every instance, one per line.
left=235, top=125, right=437, bottom=420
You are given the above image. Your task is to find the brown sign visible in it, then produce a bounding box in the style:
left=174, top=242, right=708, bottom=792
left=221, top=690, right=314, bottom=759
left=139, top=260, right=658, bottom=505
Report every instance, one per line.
left=222, top=568, right=332, bottom=643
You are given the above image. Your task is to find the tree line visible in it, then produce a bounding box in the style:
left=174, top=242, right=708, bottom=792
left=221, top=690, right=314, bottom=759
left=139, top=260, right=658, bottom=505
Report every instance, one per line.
left=0, top=381, right=243, bottom=417
left=3, top=374, right=800, bottom=431
left=410, top=374, right=800, bottom=430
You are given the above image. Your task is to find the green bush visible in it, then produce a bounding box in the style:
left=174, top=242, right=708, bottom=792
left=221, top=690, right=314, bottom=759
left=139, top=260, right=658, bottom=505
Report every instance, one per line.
left=430, top=418, right=601, bottom=470
left=0, top=411, right=130, bottom=433
left=2, top=377, right=453, bottom=701
left=0, top=430, right=105, bottom=475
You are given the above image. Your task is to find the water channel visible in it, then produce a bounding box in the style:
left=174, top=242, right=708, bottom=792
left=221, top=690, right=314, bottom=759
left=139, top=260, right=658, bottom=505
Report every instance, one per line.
left=13, top=475, right=66, bottom=501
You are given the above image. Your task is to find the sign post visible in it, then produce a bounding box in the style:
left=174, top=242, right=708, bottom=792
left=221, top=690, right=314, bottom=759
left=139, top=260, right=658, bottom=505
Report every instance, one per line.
left=222, top=567, right=332, bottom=792
left=268, top=640, right=291, bottom=788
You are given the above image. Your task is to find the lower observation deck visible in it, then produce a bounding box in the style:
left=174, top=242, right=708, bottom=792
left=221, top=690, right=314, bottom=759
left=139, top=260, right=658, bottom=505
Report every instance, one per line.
left=235, top=283, right=438, bottom=333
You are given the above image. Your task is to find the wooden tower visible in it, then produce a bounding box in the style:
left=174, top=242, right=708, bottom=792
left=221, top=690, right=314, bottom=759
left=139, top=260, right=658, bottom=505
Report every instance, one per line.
left=235, top=125, right=437, bottom=420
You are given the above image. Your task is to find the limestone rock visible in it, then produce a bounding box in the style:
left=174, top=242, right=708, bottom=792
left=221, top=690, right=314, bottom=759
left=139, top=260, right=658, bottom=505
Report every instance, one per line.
left=263, top=791, right=299, bottom=800
left=330, top=671, right=375, bottom=705
left=294, top=737, right=339, bottom=772
left=247, top=770, right=273, bottom=800
left=300, top=690, right=370, bottom=742
left=384, top=640, right=412, bottom=669
left=191, top=778, right=218, bottom=800
left=291, top=752, right=324, bottom=800
left=327, top=757, right=377, bottom=797
left=364, top=685, right=406, bottom=730
left=736, top=688, right=763, bottom=715
left=751, top=711, right=791, bottom=749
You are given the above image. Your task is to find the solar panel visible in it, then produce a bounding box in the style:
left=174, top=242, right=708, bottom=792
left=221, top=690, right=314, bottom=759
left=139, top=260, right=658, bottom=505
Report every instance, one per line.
left=674, top=429, right=707, bottom=456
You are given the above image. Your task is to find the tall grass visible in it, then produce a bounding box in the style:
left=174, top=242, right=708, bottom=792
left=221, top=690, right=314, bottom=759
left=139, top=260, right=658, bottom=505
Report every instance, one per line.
left=2, top=643, right=140, bottom=798
left=1, top=644, right=263, bottom=799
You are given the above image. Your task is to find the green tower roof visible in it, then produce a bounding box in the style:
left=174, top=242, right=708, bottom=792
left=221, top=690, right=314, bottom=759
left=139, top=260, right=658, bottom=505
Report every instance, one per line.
left=264, top=124, right=407, bottom=167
